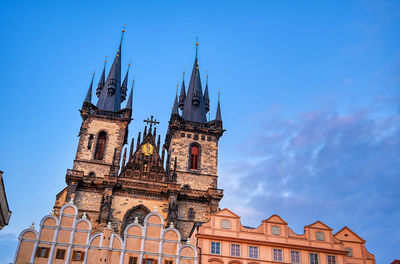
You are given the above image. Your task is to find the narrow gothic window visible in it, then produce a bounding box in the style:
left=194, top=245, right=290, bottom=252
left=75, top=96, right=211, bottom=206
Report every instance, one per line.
left=190, top=145, right=199, bottom=170
left=188, top=208, right=195, bottom=220
left=94, top=131, right=107, bottom=160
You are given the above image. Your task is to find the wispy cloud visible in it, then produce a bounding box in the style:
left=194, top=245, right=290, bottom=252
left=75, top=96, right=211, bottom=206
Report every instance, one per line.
left=221, top=106, right=400, bottom=261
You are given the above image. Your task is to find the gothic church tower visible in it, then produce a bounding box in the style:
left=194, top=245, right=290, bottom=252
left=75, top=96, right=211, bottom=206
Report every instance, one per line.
left=164, top=42, right=224, bottom=236
left=54, top=34, right=224, bottom=239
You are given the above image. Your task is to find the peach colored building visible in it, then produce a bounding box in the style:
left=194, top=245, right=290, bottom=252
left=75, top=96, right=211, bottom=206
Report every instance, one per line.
left=191, top=209, right=375, bottom=264
left=13, top=203, right=197, bottom=264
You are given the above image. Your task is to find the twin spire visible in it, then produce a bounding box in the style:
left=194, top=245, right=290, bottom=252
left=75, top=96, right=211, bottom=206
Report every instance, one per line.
left=84, top=27, right=133, bottom=111
left=83, top=32, right=222, bottom=123
left=173, top=41, right=222, bottom=123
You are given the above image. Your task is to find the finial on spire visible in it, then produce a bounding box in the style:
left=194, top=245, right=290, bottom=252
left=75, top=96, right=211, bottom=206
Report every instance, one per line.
left=120, top=25, right=126, bottom=47
left=195, top=37, right=199, bottom=59
left=176, top=84, right=179, bottom=96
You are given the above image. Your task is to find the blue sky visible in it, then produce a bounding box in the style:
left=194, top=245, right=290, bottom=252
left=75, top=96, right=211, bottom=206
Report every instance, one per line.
left=0, top=0, right=399, bottom=263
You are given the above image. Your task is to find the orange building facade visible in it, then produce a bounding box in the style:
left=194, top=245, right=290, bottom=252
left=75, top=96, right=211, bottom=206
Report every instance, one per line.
left=191, top=209, right=375, bottom=264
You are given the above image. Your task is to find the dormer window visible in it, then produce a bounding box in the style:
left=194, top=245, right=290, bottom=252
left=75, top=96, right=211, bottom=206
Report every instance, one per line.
left=316, top=231, right=325, bottom=241
left=189, top=144, right=200, bottom=170
left=272, top=225, right=281, bottom=235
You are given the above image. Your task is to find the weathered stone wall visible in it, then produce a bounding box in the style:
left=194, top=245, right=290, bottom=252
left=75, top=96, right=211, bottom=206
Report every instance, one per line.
left=110, top=195, right=169, bottom=232
left=176, top=200, right=211, bottom=238
left=168, top=130, right=219, bottom=191
left=74, top=116, right=128, bottom=177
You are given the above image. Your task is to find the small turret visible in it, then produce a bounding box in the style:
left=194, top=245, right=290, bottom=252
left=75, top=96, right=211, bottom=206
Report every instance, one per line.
left=84, top=72, right=95, bottom=103
left=178, top=72, right=186, bottom=110
left=96, top=58, right=106, bottom=97
left=204, top=74, right=210, bottom=113
left=121, top=63, right=130, bottom=102
left=215, top=91, right=222, bottom=122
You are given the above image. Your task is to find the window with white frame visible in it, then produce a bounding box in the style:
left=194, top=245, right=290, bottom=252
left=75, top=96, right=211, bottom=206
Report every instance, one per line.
left=231, top=244, right=240, bottom=257
left=290, top=251, right=300, bottom=264
left=221, top=220, right=231, bottom=229
left=249, top=246, right=258, bottom=259
left=272, top=225, right=281, bottom=235
left=310, top=253, right=319, bottom=264
left=273, top=248, right=283, bottom=262
left=316, top=231, right=325, bottom=241
left=211, top=242, right=221, bottom=255
left=345, top=247, right=353, bottom=257
left=327, top=255, right=336, bottom=264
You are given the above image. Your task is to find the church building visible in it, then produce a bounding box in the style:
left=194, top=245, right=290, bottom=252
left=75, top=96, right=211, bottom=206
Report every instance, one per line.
left=12, top=30, right=375, bottom=264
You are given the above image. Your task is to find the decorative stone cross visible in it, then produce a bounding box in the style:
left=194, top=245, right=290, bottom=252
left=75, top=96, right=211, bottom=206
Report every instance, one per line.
left=143, top=115, right=160, bottom=130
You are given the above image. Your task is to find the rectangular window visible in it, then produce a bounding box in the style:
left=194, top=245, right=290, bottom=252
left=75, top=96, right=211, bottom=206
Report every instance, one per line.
left=249, top=246, right=258, bottom=259
left=72, top=251, right=85, bottom=261
left=129, top=257, right=138, bottom=264
left=231, top=244, right=240, bottom=257
left=211, top=242, right=221, bottom=255
left=165, top=261, right=173, bottom=264
left=55, top=249, right=66, bottom=260
left=273, top=249, right=283, bottom=262
left=221, top=220, right=231, bottom=229
left=316, top=231, right=325, bottom=241
left=36, top=247, right=49, bottom=258
left=290, top=251, right=300, bottom=263
left=327, top=255, right=336, bottom=264
left=272, top=225, right=281, bottom=235
left=310, top=253, right=319, bottom=264
left=145, top=259, right=155, bottom=264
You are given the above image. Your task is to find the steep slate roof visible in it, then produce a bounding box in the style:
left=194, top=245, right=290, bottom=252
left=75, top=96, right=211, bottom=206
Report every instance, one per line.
left=181, top=47, right=207, bottom=123
left=96, top=31, right=124, bottom=112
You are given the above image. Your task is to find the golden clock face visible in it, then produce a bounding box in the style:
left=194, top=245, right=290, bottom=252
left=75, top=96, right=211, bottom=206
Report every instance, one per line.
left=142, top=143, right=154, bottom=156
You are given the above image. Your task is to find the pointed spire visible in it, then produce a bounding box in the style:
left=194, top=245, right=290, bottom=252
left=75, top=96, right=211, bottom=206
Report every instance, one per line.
left=204, top=72, right=210, bottom=113
left=126, top=79, right=134, bottom=109
left=181, top=40, right=207, bottom=123
left=178, top=71, right=186, bottom=110
left=215, top=90, right=222, bottom=121
left=129, top=137, right=134, bottom=158
left=171, top=94, right=179, bottom=116
left=96, top=27, right=125, bottom=111
left=122, top=148, right=127, bottom=166
left=136, top=132, right=141, bottom=150
left=121, top=63, right=130, bottom=102
left=84, top=72, right=95, bottom=103
left=96, top=58, right=107, bottom=97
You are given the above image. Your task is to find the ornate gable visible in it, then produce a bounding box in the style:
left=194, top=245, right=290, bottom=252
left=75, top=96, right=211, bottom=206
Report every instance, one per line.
left=120, top=124, right=166, bottom=183
left=263, top=214, right=288, bottom=225
left=334, top=226, right=366, bottom=243
left=306, top=220, right=333, bottom=231
left=213, top=208, right=240, bottom=219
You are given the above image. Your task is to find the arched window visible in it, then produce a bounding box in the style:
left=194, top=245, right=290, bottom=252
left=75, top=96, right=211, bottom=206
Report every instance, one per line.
left=94, top=131, right=107, bottom=160
left=190, top=144, right=200, bottom=170
left=121, top=205, right=150, bottom=237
